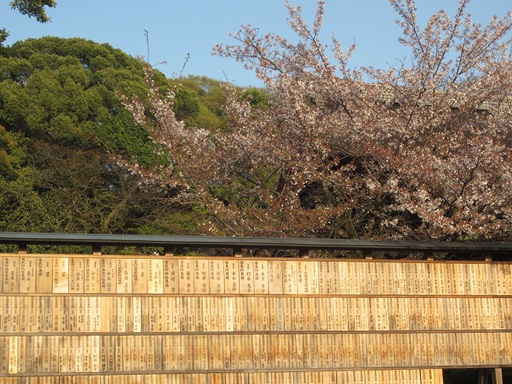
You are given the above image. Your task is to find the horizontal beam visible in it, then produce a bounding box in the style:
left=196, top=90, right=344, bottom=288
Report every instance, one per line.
left=0, top=232, right=511, bottom=256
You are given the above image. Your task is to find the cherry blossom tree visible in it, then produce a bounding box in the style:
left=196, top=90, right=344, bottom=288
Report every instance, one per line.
left=125, top=0, right=512, bottom=240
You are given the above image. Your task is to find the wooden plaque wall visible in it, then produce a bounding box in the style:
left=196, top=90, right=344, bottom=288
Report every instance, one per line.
left=0, top=254, right=511, bottom=383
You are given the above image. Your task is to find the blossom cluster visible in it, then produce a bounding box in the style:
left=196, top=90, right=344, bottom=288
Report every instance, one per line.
left=124, top=0, right=512, bottom=240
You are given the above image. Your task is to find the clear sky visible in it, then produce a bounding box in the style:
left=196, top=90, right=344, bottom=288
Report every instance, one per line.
left=3, top=0, right=510, bottom=86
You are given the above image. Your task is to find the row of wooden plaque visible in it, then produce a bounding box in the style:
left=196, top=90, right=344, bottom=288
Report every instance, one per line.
left=1, top=333, right=510, bottom=374
left=1, top=296, right=510, bottom=333
left=0, top=369, right=444, bottom=384
left=1, top=256, right=512, bottom=295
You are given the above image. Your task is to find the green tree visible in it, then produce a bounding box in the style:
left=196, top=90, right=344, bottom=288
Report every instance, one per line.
left=0, top=36, right=211, bottom=237
left=0, top=167, right=56, bottom=232
left=0, top=37, right=166, bottom=165
left=1, top=0, right=56, bottom=44
left=0, top=124, right=23, bottom=179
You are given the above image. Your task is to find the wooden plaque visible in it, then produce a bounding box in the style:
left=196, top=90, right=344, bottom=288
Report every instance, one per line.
left=360, top=262, right=370, bottom=295
left=300, top=298, right=310, bottom=331
left=239, top=259, right=254, bottom=294
left=23, top=297, right=34, bottom=333
left=220, top=337, right=231, bottom=369
left=68, top=258, right=84, bottom=293
left=283, top=261, right=297, bottom=294
left=182, top=335, right=193, bottom=370
left=75, top=336, right=85, bottom=372
left=115, top=297, right=125, bottom=333
left=134, top=336, right=143, bottom=371
left=19, top=257, right=36, bottom=293
left=100, top=297, right=111, bottom=332
left=503, top=299, right=511, bottom=330
left=258, top=297, right=270, bottom=331
left=116, top=259, right=132, bottom=294
left=169, top=297, right=179, bottom=332
left=84, top=297, right=94, bottom=333
left=209, top=259, right=224, bottom=294
left=505, top=264, right=512, bottom=294
left=178, top=259, right=194, bottom=294
left=91, top=297, right=102, bottom=332
left=417, top=263, right=428, bottom=294
left=253, top=260, right=268, bottom=294
left=53, top=257, right=69, bottom=293
left=121, top=336, right=132, bottom=372
left=240, top=297, right=251, bottom=332
left=366, top=262, right=376, bottom=294
left=101, top=258, right=117, bottom=294
left=197, top=335, right=209, bottom=370
left=162, top=336, right=173, bottom=370
left=209, top=296, right=220, bottom=332
left=3, top=257, right=19, bottom=293
left=194, top=259, right=209, bottom=294
left=268, top=260, right=283, bottom=294
left=207, top=335, right=220, bottom=370
left=36, top=258, right=54, bottom=293
left=124, top=297, right=133, bottom=332
left=300, top=261, right=313, bottom=295
left=226, top=336, right=240, bottom=371
left=132, top=259, right=148, bottom=293
left=296, top=261, right=306, bottom=294
left=163, top=259, right=179, bottom=294
left=309, top=261, right=319, bottom=294
left=317, top=261, right=327, bottom=294
left=280, top=334, right=291, bottom=369
left=310, top=298, right=320, bottom=331
left=224, top=259, right=239, bottom=294
left=332, top=261, right=342, bottom=294
left=91, top=336, right=100, bottom=372
left=346, top=263, right=356, bottom=294
left=85, top=258, right=101, bottom=293
left=185, top=297, right=196, bottom=332
left=100, top=335, right=109, bottom=372
left=147, top=259, right=163, bottom=295
left=495, top=264, right=506, bottom=295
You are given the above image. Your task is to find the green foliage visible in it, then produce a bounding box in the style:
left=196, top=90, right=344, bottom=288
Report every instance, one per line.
left=0, top=37, right=165, bottom=164
left=0, top=168, right=56, bottom=231
left=9, top=0, right=56, bottom=23
left=242, top=87, right=269, bottom=107
left=0, top=36, right=241, bottom=237
left=0, top=124, right=24, bottom=179
left=173, top=85, right=200, bottom=121
left=0, top=36, right=253, bottom=237
left=0, top=29, right=8, bottom=45
left=170, top=75, right=229, bottom=131
left=2, top=0, right=56, bottom=46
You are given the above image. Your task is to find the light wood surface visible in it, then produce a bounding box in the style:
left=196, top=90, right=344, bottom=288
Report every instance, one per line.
left=1, top=254, right=511, bottom=383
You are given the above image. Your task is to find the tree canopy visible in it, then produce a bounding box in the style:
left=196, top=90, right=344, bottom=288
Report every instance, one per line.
left=0, top=36, right=228, bottom=238
left=1, top=0, right=56, bottom=44
left=127, top=0, right=512, bottom=241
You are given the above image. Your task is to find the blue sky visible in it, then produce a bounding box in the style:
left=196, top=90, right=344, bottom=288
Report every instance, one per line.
left=3, top=0, right=510, bottom=86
